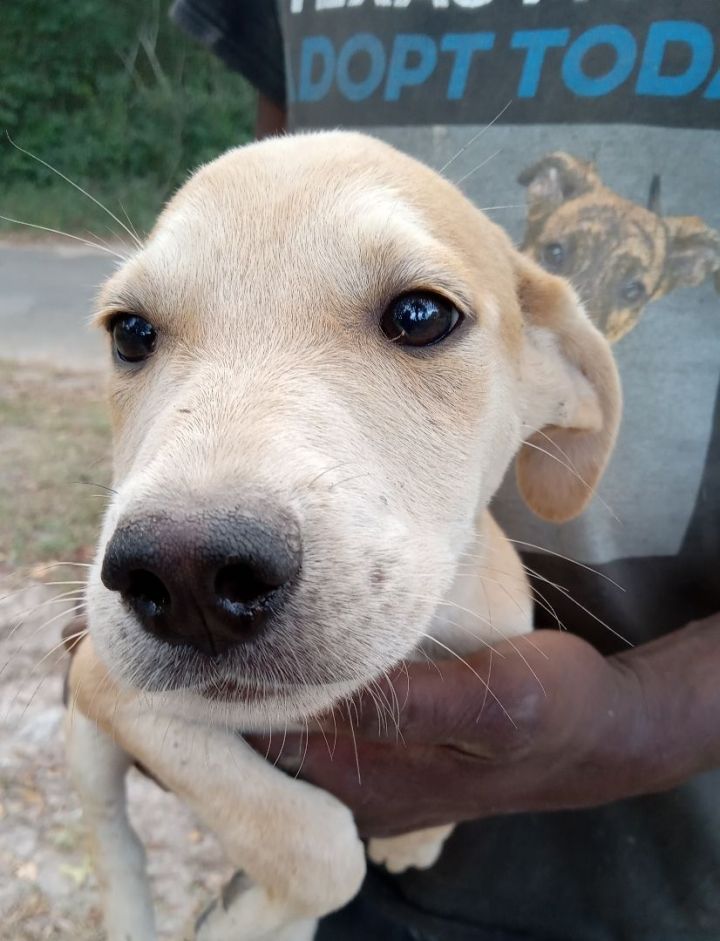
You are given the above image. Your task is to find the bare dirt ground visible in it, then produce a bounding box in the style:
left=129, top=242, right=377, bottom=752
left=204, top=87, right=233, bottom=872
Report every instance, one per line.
left=0, top=365, right=230, bottom=939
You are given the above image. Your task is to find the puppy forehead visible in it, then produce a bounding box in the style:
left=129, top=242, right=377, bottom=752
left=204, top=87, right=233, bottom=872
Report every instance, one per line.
left=109, top=151, right=469, bottom=318
left=100, top=134, right=514, bottom=341
left=150, top=176, right=436, bottom=265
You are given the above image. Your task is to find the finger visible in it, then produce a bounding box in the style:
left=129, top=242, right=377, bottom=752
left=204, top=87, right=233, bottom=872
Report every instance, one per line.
left=244, top=731, right=463, bottom=838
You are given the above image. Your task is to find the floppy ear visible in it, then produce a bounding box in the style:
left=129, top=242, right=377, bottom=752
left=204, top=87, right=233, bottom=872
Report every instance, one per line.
left=655, top=215, right=720, bottom=297
left=517, top=152, right=601, bottom=246
left=514, top=253, right=621, bottom=523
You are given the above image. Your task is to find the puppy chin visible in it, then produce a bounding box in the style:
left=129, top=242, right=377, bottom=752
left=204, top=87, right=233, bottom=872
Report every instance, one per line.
left=86, top=593, right=381, bottom=727
left=147, top=678, right=361, bottom=731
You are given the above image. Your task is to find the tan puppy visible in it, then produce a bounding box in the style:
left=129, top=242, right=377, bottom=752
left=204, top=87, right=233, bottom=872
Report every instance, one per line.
left=65, top=132, right=620, bottom=941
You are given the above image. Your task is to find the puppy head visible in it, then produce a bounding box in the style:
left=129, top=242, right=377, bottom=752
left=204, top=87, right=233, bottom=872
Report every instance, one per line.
left=86, top=132, right=619, bottom=726
left=520, top=152, right=720, bottom=342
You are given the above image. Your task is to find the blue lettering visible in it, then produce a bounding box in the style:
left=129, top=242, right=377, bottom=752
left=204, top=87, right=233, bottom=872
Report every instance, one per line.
left=562, top=25, right=637, bottom=98
left=298, top=36, right=335, bottom=102
left=336, top=33, right=386, bottom=101
left=511, top=29, right=570, bottom=97
left=637, top=21, right=713, bottom=97
left=440, top=33, right=495, bottom=100
left=704, top=68, right=720, bottom=99
left=385, top=34, right=438, bottom=102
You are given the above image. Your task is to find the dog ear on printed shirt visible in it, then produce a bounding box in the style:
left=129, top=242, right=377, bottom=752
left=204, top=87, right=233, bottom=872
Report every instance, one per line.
left=517, top=152, right=602, bottom=247
left=655, top=214, right=720, bottom=298
left=512, top=252, right=621, bottom=523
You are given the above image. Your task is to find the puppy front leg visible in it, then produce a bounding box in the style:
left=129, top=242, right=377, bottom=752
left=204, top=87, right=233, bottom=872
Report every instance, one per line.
left=65, top=709, right=157, bottom=941
left=70, top=639, right=366, bottom=941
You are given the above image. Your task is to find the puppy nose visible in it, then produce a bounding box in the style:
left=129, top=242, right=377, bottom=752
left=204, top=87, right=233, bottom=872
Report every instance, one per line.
left=101, top=508, right=302, bottom=657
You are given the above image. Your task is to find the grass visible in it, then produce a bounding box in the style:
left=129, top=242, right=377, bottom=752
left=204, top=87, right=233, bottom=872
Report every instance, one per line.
left=0, top=177, right=172, bottom=243
left=0, top=362, right=111, bottom=571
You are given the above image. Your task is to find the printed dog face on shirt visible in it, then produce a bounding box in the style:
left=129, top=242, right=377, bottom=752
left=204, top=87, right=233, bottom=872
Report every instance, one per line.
left=519, top=152, right=720, bottom=343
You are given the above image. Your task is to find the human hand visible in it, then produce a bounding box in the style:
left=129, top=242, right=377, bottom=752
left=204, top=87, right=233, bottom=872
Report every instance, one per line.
left=248, top=616, right=720, bottom=837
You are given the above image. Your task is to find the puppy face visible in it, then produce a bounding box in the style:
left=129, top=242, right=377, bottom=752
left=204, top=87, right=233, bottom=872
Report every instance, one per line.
left=86, top=133, right=619, bottom=727
left=520, top=152, right=720, bottom=343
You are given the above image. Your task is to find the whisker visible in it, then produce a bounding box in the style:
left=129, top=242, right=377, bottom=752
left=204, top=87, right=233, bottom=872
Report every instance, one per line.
left=0, top=579, right=86, bottom=607
left=0, top=214, right=128, bottom=260
left=458, top=539, right=624, bottom=591
left=32, top=629, right=88, bottom=671
left=42, top=562, right=94, bottom=568
left=271, top=724, right=289, bottom=770
left=345, top=700, right=362, bottom=786
left=313, top=718, right=335, bottom=762
left=328, top=472, right=371, bottom=492
left=503, top=538, right=625, bottom=591
left=305, top=461, right=352, bottom=490
left=73, top=480, right=118, bottom=496
left=478, top=204, right=526, bottom=212
left=415, top=592, right=547, bottom=692
left=6, top=132, right=143, bottom=250
left=454, top=149, right=502, bottom=187
left=421, top=632, right=517, bottom=729
left=438, top=99, right=512, bottom=174
left=0, top=601, right=86, bottom=680
left=521, top=562, right=632, bottom=647
left=409, top=594, right=504, bottom=656
left=294, top=719, right=311, bottom=779
left=119, top=200, right=142, bottom=244
left=5, top=588, right=86, bottom=642
left=13, top=645, right=72, bottom=723
left=520, top=435, right=621, bottom=523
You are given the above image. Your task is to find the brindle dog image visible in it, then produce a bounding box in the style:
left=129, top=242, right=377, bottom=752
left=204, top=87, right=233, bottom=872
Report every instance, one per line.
left=518, top=152, right=720, bottom=343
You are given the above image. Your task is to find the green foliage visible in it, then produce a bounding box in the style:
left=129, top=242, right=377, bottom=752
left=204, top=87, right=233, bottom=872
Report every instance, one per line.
left=0, top=0, right=256, bottom=236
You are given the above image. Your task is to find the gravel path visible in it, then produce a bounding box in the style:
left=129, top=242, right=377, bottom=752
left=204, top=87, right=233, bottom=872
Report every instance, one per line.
left=0, top=578, right=229, bottom=940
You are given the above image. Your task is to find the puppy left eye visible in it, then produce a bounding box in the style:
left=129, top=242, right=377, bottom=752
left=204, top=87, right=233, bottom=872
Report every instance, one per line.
left=110, top=314, right=157, bottom=364
left=381, top=292, right=463, bottom=348
left=621, top=279, right=647, bottom=304
left=542, top=242, right=566, bottom=272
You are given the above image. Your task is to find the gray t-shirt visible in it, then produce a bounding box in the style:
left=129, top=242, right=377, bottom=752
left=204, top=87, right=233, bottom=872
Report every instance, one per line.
left=173, top=2, right=720, bottom=938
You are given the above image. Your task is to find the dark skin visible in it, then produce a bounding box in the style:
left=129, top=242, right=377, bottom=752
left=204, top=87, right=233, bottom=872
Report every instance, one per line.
left=256, top=95, right=287, bottom=139
left=249, top=614, right=720, bottom=838
left=247, top=96, right=720, bottom=838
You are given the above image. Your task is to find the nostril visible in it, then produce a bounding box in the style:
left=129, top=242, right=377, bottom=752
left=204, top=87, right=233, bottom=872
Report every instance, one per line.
left=214, top=563, right=279, bottom=608
left=124, top=569, right=171, bottom=618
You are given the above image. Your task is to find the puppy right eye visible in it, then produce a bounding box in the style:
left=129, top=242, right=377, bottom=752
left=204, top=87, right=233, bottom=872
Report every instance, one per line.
left=380, top=291, right=463, bottom=348
left=542, top=242, right=566, bottom=272
left=109, top=314, right=157, bottom=364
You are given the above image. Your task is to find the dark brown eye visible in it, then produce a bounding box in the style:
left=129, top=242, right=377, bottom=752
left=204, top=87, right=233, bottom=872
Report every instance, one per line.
left=110, top=314, right=157, bottom=364
left=542, top=242, right=566, bottom=272
left=381, top=292, right=462, bottom=348
left=620, top=279, right=647, bottom=305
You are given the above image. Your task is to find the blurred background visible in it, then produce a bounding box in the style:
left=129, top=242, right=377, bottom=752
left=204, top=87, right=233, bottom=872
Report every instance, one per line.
left=0, top=3, right=255, bottom=937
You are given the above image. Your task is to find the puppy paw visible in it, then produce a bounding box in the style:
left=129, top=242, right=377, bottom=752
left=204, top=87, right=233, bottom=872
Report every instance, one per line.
left=262, top=919, right=318, bottom=941
left=367, top=825, right=453, bottom=874
left=194, top=871, right=253, bottom=941
left=194, top=871, right=317, bottom=941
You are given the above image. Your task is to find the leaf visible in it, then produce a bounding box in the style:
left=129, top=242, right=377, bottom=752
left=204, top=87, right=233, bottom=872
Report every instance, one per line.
left=16, top=860, right=38, bottom=881
left=60, top=857, right=93, bottom=887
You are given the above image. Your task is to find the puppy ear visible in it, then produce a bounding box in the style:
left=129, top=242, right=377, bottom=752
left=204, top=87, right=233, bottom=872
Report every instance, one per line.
left=517, top=152, right=601, bottom=245
left=514, top=253, right=621, bottom=523
left=656, top=215, right=720, bottom=296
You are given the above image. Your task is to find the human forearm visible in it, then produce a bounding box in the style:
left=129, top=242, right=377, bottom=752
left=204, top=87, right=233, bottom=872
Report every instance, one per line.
left=249, top=613, right=720, bottom=836
left=256, top=94, right=287, bottom=139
